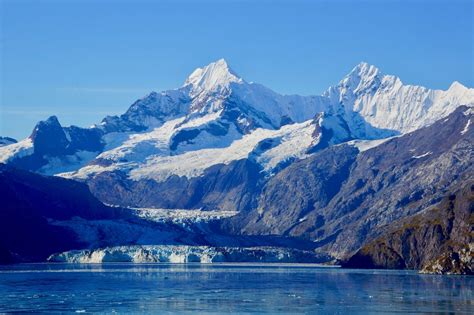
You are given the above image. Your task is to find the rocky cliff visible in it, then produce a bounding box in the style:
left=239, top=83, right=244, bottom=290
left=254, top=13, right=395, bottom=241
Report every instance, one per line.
left=343, top=182, right=473, bottom=274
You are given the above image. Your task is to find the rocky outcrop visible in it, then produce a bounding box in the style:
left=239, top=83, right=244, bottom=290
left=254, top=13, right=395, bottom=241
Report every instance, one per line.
left=86, top=106, right=472, bottom=265
left=227, top=145, right=359, bottom=235
left=88, top=158, right=264, bottom=211
left=6, top=116, right=104, bottom=172
left=30, top=116, right=70, bottom=156
left=420, top=245, right=473, bottom=275
left=343, top=182, right=473, bottom=274
left=233, top=106, right=473, bottom=259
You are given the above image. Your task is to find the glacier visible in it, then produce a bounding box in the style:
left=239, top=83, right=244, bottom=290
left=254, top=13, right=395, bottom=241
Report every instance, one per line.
left=48, top=245, right=327, bottom=264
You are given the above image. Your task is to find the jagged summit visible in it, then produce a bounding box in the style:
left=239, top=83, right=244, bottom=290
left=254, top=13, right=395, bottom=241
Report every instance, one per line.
left=42, top=115, right=62, bottom=126
left=29, top=115, right=69, bottom=156
left=30, top=116, right=63, bottom=137
left=183, top=58, right=244, bottom=96
left=350, top=61, right=381, bottom=77
left=1, top=60, right=473, bottom=180
left=337, top=61, right=388, bottom=94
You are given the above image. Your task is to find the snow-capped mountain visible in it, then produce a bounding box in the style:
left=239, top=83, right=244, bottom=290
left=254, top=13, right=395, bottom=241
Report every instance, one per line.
left=1, top=59, right=472, bottom=183
left=1, top=60, right=473, bottom=269
left=324, top=62, right=474, bottom=135
left=100, top=59, right=328, bottom=135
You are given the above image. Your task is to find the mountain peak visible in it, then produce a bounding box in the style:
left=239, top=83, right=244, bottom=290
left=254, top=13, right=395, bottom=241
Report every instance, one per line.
left=32, top=116, right=62, bottom=131
left=29, top=115, right=70, bottom=155
left=348, top=62, right=381, bottom=80
left=448, top=81, right=468, bottom=92
left=183, top=58, right=243, bottom=95
left=332, top=61, right=386, bottom=95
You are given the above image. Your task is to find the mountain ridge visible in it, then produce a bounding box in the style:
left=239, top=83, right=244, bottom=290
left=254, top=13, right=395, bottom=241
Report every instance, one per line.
left=2, top=59, right=471, bottom=180
left=0, top=60, right=472, bottom=273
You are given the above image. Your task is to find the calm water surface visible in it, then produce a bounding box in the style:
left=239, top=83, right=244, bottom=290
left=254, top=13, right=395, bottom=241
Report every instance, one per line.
left=0, top=263, right=472, bottom=314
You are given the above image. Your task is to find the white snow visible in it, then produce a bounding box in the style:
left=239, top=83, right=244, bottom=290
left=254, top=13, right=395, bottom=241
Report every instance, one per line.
left=231, top=82, right=329, bottom=128
left=183, top=58, right=243, bottom=97
left=61, top=117, right=319, bottom=181
left=132, top=208, right=238, bottom=224
left=39, top=150, right=99, bottom=175
left=348, top=137, right=395, bottom=152
left=461, top=119, right=471, bottom=135
left=412, top=152, right=432, bottom=159
left=7, top=59, right=473, bottom=187
left=324, top=62, right=474, bottom=134
left=48, top=245, right=322, bottom=264
left=59, top=163, right=121, bottom=180
left=60, top=57, right=473, bottom=182
left=298, top=216, right=307, bottom=223
left=0, top=138, right=34, bottom=163
left=64, top=130, right=72, bottom=142
left=256, top=120, right=317, bottom=172
left=177, top=110, right=223, bottom=129
left=464, top=107, right=474, bottom=116
left=128, top=120, right=317, bottom=181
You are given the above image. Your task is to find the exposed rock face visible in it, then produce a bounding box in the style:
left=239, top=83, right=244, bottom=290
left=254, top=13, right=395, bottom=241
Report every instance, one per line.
left=0, top=164, right=323, bottom=264
left=30, top=116, right=70, bottom=156
left=0, top=60, right=473, bottom=268
left=63, top=125, right=104, bottom=152
left=421, top=245, right=473, bottom=275
left=343, top=182, right=473, bottom=274
left=228, top=106, right=473, bottom=258
left=229, top=145, right=359, bottom=236
left=101, top=90, right=191, bottom=133
left=4, top=116, right=104, bottom=173
left=2, top=60, right=472, bottom=184
left=312, top=106, right=473, bottom=257
left=82, top=106, right=473, bottom=264
left=87, top=158, right=263, bottom=211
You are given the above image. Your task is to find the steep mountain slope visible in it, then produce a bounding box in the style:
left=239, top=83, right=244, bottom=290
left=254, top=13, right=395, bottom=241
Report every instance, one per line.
left=0, top=60, right=472, bottom=268
left=0, top=137, right=16, bottom=147
left=1, top=60, right=471, bottom=186
left=229, top=106, right=473, bottom=258
left=0, top=116, right=103, bottom=174
left=0, top=164, right=121, bottom=262
left=324, top=62, right=473, bottom=134
left=343, top=182, right=473, bottom=274
left=0, top=164, right=323, bottom=264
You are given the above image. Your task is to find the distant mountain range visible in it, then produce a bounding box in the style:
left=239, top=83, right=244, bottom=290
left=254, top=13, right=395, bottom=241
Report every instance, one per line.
left=0, top=60, right=472, bottom=273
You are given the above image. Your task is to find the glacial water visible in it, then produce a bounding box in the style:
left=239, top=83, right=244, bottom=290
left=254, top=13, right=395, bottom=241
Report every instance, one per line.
left=0, top=263, right=472, bottom=314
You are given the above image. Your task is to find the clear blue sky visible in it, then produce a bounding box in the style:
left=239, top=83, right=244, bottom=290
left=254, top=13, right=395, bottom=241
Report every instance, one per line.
left=1, top=0, right=473, bottom=139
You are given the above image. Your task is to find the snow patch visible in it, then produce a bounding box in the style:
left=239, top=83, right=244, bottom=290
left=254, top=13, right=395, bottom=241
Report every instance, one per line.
left=0, top=138, right=34, bottom=163
left=128, top=120, right=317, bottom=181
left=132, top=208, right=238, bottom=224
left=412, top=152, right=432, bottom=159
left=39, top=151, right=99, bottom=175
left=461, top=119, right=471, bottom=135
left=348, top=137, right=395, bottom=152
